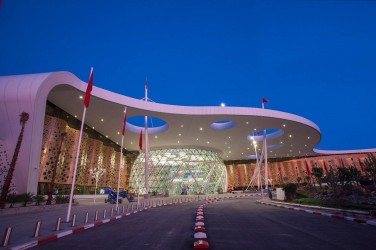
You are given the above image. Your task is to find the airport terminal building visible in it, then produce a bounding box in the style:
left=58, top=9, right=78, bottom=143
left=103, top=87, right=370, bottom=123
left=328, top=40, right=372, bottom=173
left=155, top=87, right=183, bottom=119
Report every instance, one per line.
left=0, top=72, right=375, bottom=195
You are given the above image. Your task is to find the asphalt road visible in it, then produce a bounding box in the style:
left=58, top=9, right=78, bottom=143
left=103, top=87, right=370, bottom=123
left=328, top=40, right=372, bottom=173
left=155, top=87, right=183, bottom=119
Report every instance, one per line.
left=33, top=198, right=376, bottom=250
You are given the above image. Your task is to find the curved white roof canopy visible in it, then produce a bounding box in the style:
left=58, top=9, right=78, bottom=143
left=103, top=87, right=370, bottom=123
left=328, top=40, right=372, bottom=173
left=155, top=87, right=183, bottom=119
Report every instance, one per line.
left=45, top=72, right=323, bottom=160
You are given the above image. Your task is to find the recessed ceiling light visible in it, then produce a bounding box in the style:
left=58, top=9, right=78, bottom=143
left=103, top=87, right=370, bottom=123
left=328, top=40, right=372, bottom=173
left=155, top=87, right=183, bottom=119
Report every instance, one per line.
left=200, top=127, right=203, bottom=131
left=180, top=125, right=184, bottom=128
left=246, top=122, right=249, bottom=124
left=196, top=138, right=199, bottom=141
left=254, top=128, right=257, bottom=131
left=101, top=119, right=104, bottom=122
left=283, top=124, right=286, bottom=127
left=206, top=141, right=210, bottom=144
left=92, top=126, right=95, bottom=129
left=179, top=133, right=181, bottom=136
left=117, top=132, right=120, bottom=135
left=307, top=136, right=310, bottom=139
left=178, top=141, right=180, bottom=143
left=228, top=136, right=231, bottom=139
left=289, top=134, right=292, bottom=138
left=79, top=95, right=83, bottom=99
left=305, top=144, right=307, bottom=147
left=74, top=115, right=77, bottom=118
left=105, top=135, right=108, bottom=138
left=280, top=141, right=283, bottom=144
left=247, top=148, right=250, bottom=150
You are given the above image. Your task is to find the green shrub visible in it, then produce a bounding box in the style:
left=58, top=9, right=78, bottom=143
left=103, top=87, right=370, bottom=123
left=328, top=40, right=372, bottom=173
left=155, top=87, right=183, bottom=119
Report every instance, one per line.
left=18, top=193, right=34, bottom=207
left=33, top=195, right=46, bottom=206
left=281, top=183, right=297, bottom=201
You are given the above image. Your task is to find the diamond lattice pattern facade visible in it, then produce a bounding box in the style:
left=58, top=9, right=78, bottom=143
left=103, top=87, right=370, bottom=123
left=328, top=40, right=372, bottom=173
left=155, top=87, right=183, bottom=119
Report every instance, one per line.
left=129, top=148, right=228, bottom=195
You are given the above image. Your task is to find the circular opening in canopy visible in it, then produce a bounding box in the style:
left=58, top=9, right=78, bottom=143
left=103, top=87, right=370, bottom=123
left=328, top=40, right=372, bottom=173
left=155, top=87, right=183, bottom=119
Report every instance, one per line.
left=126, top=116, right=169, bottom=135
left=210, top=120, right=236, bottom=130
left=247, top=128, right=284, bottom=142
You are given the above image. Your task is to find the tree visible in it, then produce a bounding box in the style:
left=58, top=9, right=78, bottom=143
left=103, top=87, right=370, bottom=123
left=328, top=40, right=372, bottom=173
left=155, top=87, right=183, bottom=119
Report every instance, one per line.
left=364, top=153, right=376, bottom=187
left=46, top=132, right=66, bottom=205
left=296, top=176, right=302, bottom=187
left=312, top=166, right=324, bottom=189
left=90, top=165, right=106, bottom=203
left=0, top=112, right=30, bottom=209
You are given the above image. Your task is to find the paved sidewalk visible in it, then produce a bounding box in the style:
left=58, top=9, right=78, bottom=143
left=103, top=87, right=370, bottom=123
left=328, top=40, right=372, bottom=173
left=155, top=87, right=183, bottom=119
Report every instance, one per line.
left=258, top=199, right=376, bottom=226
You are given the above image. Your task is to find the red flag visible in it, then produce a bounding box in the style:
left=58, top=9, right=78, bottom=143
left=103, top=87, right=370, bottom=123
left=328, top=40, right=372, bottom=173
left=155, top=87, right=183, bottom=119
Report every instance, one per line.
left=358, top=158, right=365, bottom=171
left=262, top=97, right=269, bottom=103
left=340, top=158, right=346, bottom=168
left=305, top=160, right=311, bottom=175
left=84, top=68, right=94, bottom=108
left=121, top=112, right=127, bottom=136
left=323, top=161, right=328, bottom=175
left=139, top=130, right=143, bottom=150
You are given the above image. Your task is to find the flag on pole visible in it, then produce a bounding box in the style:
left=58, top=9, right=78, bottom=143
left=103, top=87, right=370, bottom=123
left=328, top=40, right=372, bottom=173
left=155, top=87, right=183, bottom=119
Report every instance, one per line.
left=305, top=160, right=311, bottom=175
left=84, top=68, right=94, bottom=108
left=262, top=97, right=269, bottom=103
left=358, top=158, right=365, bottom=171
left=139, top=130, right=143, bottom=150
left=340, top=158, right=346, bottom=168
left=121, top=112, right=127, bottom=136
left=323, top=161, right=329, bottom=175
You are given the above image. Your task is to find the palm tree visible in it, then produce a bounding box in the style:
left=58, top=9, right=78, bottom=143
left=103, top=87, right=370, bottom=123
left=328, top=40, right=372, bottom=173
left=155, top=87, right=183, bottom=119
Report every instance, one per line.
left=0, top=112, right=29, bottom=209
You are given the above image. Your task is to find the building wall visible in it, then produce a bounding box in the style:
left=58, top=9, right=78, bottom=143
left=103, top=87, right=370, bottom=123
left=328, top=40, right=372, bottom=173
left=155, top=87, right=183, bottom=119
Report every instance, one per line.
left=225, top=153, right=374, bottom=190
left=38, top=115, right=131, bottom=193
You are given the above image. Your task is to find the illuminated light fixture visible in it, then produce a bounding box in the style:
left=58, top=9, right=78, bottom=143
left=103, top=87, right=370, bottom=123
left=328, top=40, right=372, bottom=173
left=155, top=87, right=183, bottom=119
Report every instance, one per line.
left=200, top=127, right=203, bottom=131
left=131, top=142, right=134, bottom=144
left=74, top=115, right=77, bottom=118
left=92, top=126, right=95, bottom=129
left=116, top=142, right=118, bottom=144
left=155, top=135, right=158, bottom=139
left=246, top=122, right=249, bottom=124
left=105, top=135, right=108, bottom=138
left=220, top=102, right=226, bottom=107
left=228, top=136, right=231, bottom=139
left=283, top=124, right=286, bottom=127
left=228, top=146, right=231, bottom=149
left=180, top=125, right=184, bottom=128
left=289, top=134, right=292, bottom=138
left=101, top=118, right=104, bottom=122
left=178, top=141, right=180, bottom=143
left=206, top=141, right=210, bottom=144
left=228, top=151, right=231, bottom=153
left=117, top=132, right=120, bottom=135
left=241, top=152, right=244, bottom=155
left=290, top=150, right=292, bottom=152
left=280, top=141, right=283, bottom=144
left=254, top=128, right=257, bottom=131
left=179, top=133, right=181, bottom=136
left=307, top=136, right=310, bottom=139
left=305, top=144, right=307, bottom=147
left=270, top=150, right=273, bottom=153
left=247, top=148, right=250, bottom=150
left=196, top=138, right=199, bottom=141
left=79, top=95, right=83, bottom=99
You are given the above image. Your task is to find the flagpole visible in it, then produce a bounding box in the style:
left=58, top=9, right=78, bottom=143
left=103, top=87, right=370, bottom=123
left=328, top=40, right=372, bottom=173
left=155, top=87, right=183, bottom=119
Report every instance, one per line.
left=66, top=67, right=93, bottom=223
left=116, top=107, right=127, bottom=210
left=66, top=106, right=86, bottom=222
left=137, top=130, right=142, bottom=209
left=262, top=98, right=268, bottom=191
left=144, top=80, right=149, bottom=195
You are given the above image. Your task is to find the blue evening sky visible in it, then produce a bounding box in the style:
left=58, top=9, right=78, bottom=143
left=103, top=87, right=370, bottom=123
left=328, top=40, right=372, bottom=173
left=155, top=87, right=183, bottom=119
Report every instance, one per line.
left=0, top=0, right=375, bottom=151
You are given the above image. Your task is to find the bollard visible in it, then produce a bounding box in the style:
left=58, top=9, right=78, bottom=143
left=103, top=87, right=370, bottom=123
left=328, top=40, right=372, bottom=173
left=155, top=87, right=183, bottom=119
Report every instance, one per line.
left=122, top=205, right=125, bottom=214
left=2, top=227, right=12, bottom=247
left=110, top=208, right=114, bottom=217
left=34, top=221, right=41, bottom=238
left=131, top=204, right=134, bottom=211
left=95, top=210, right=98, bottom=221
left=103, top=209, right=107, bottom=219
left=55, top=217, right=61, bottom=231
left=85, top=212, right=89, bottom=224
left=71, top=214, right=76, bottom=227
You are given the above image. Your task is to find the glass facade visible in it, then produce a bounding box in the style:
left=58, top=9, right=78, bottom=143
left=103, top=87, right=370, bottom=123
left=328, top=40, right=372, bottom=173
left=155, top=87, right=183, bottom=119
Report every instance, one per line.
left=129, top=148, right=227, bottom=195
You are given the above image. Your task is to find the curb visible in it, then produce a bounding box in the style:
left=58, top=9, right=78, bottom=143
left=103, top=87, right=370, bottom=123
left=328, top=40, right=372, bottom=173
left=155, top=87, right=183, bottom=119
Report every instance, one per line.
left=258, top=200, right=376, bottom=227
